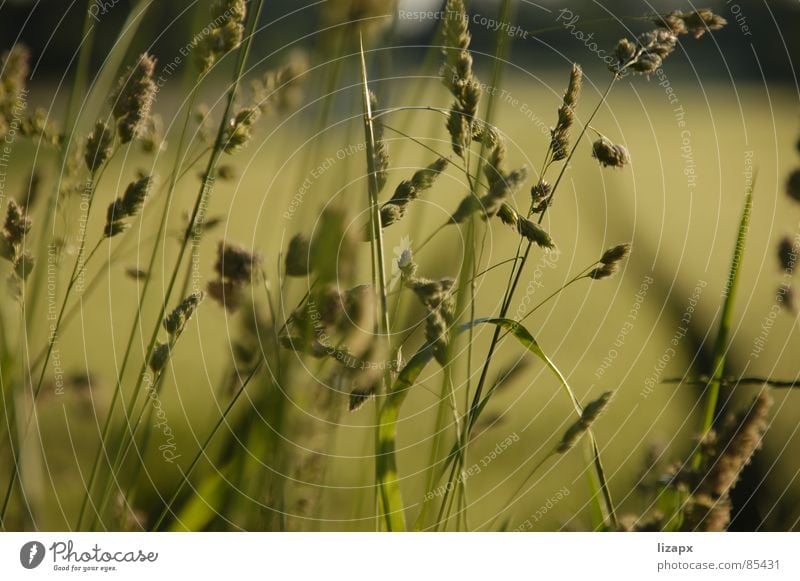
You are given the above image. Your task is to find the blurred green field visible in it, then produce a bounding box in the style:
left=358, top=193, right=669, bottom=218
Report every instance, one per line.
left=7, top=69, right=800, bottom=531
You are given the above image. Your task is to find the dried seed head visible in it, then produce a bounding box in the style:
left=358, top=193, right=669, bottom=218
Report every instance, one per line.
left=222, top=107, right=260, bottom=154
left=196, top=1, right=248, bottom=73
left=497, top=203, right=518, bottom=228
left=786, top=169, right=800, bottom=203
left=441, top=0, right=480, bottom=158
left=163, top=291, right=205, bottom=336
left=655, top=9, right=727, bottom=39
left=600, top=243, right=631, bottom=266
left=777, top=235, right=798, bottom=273
left=285, top=233, right=312, bottom=277
left=681, top=390, right=772, bottom=532
left=408, top=277, right=455, bottom=311
left=0, top=199, right=35, bottom=284
left=442, top=0, right=470, bottom=56
left=149, top=342, right=171, bottom=373
left=2, top=199, right=31, bottom=248
left=518, top=218, right=555, bottom=250
left=104, top=175, right=153, bottom=238
left=530, top=180, right=551, bottom=203
left=207, top=278, right=243, bottom=312
left=371, top=158, right=447, bottom=236
left=215, top=241, right=260, bottom=284
left=550, top=64, right=582, bottom=161
left=84, top=121, right=114, bottom=174
left=588, top=263, right=619, bottom=281
left=612, top=28, right=679, bottom=76
left=556, top=391, right=613, bottom=453
left=447, top=107, right=471, bottom=157
left=368, top=91, right=390, bottom=192
left=111, top=54, right=157, bottom=143
left=211, top=0, right=246, bottom=22
left=449, top=193, right=481, bottom=224
left=484, top=138, right=508, bottom=189
left=592, top=137, right=630, bottom=169
left=373, top=203, right=403, bottom=234
left=705, top=390, right=773, bottom=496
left=0, top=44, right=30, bottom=100
left=613, top=39, right=637, bottom=69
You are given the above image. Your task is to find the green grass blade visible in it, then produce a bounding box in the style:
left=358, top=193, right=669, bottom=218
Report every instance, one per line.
left=377, top=345, right=437, bottom=531
left=697, top=175, right=756, bottom=454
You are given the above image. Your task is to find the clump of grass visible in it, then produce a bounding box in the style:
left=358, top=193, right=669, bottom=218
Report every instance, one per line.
left=10, top=1, right=786, bottom=535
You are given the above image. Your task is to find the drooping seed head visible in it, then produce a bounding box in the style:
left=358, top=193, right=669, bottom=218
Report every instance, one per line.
left=655, top=9, right=727, bottom=39
left=163, top=291, right=205, bottom=336
left=222, top=107, right=260, bottom=154
left=104, top=175, right=153, bottom=238
left=518, top=218, right=555, bottom=250
left=215, top=241, right=260, bottom=284
left=556, top=391, right=613, bottom=454
left=111, top=53, right=157, bottom=143
left=600, top=243, right=631, bottom=266
left=497, top=203, right=518, bottom=228
left=368, top=91, right=390, bottom=192
left=550, top=64, right=582, bottom=161
left=149, top=342, right=171, bottom=373
left=592, top=137, right=630, bottom=169
left=588, top=263, right=620, bottom=281
left=84, top=121, right=114, bottom=174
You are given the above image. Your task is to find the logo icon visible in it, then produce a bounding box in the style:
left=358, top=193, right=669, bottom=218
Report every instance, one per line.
left=19, top=541, right=45, bottom=569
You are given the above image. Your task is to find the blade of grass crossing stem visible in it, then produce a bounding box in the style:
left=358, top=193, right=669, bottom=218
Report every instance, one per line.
left=471, top=318, right=615, bottom=528
left=377, top=346, right=437, bottom=531
left=694, top=175, right=756, bottom=467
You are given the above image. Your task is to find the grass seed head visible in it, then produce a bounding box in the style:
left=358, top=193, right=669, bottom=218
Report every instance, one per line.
left=104, top=175, right=153, bottom=238
left=588, top=263, right=619, bottom=280
left=592, top=137, right=630, bottom=168
left=163, top=291, right=205, bottom=336
left=368, top=91, right=390, bottom=192
left=556, top=391, right=613, bottom=454
left=111, top=53, right=157, bottom=143
left=149, top=342, right=171, bottom=373
left=215, top=241, right=261, bottom=284
left=655, top=9, right=727, bottom=39
left=518, top=218, right=554, bottom=249
left=550, top=64, right=582, bottom=161
left=600, top=243, right=632, bottom=266
left=84, top=121, right=114, bottom=174
left=222, top=107, right=260, bottom=154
